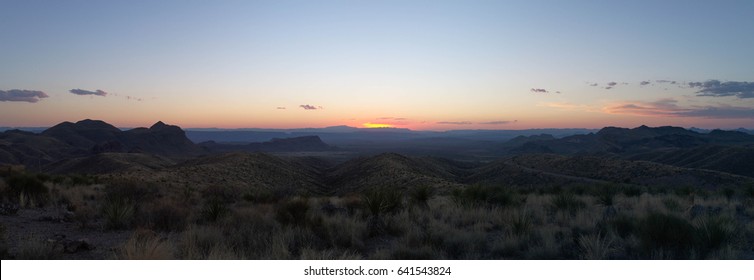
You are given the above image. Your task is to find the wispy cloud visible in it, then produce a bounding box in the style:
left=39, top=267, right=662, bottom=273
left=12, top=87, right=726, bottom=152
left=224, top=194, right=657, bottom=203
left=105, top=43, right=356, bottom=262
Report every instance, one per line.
left=276, top=107, right=286, bottom=110
left=603, top=98, right=754, bottom=119
left=640, top=81, right=651, bottom=86
left=299, top=104, right=323, bottom=110
left=479, top=120, right=516, bottom=125
left=70, top=88, right=108, bottom=96
left=656, top=80, right=677, bottom=84
left=689, top=80, right=754, bottom=98
left=0, top=89, right=49, bottom=103
left=589, top=83, right=599, bottom=87
left=378, top=117, right=407, bottom=120
left=437, top=121, right=472, bottom=125
left=543, top=102, right=598, bottom=112
left=530, top=88, right=549, bottom=93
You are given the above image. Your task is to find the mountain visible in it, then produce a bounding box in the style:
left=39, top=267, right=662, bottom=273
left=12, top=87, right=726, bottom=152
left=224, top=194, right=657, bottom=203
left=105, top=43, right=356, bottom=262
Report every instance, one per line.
left=469, top=154, right=754, bottom=189
left=628, top=145, right=754, bottom=178
left=124, top=152, right=328, bottom=196
left=326, top=153, right=467, bottom=194
left=0, top=120, right=202, bottom=169
left=504, top=124, right=752, bottom=152
left=199, top=135, right=335, bottom=153
left=44, top=153, right=176, bottom=175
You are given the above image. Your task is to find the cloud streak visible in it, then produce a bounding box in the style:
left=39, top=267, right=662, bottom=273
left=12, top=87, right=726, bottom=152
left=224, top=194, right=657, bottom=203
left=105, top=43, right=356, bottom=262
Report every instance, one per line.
left=530, top=88, right=549, bottom=93
left=603, top=98, right=754, bottom=119
left=70, top=88, right=108, bottom=96
left=689, top=80, right=754, bottom=98
left=479, top=120, right=516, bottom=125
left=299, top=104, right=322, bottom=110
left=437, top=121, right=472, bottom=125
left=0, top=89, right=49, bottom=103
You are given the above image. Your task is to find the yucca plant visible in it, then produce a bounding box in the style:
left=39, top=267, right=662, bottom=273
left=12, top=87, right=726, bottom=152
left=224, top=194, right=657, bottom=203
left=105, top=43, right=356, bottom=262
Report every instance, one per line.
left=102, top=198, right=135, bottom=230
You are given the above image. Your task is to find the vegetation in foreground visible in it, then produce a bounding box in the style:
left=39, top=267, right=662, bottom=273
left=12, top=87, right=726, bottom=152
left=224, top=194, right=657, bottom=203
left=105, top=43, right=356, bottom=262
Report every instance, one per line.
left=1, top=171, right=753, bottom=260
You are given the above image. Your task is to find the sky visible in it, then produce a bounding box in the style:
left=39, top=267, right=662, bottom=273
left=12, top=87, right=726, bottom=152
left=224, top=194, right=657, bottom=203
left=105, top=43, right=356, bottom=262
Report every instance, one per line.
left=1, top=0, right=753, bottom=130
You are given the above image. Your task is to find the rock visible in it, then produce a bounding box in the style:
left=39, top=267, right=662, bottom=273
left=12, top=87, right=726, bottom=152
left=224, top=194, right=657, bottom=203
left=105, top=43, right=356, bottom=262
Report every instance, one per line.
left=63, top=239, right=94, bottom=253
left=47, top=234, right=94, bottom=254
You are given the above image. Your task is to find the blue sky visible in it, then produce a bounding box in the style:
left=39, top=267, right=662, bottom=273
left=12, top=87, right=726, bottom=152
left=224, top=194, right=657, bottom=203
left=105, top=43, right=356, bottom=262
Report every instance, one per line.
left=1, top=0, right=753, bottom=129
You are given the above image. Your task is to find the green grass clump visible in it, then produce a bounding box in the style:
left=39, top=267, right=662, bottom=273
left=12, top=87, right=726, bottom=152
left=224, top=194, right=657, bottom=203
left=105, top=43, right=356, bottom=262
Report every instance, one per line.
left=363, top=188, right=403, bottom=217
left=102, top=198, right=135, bottom=230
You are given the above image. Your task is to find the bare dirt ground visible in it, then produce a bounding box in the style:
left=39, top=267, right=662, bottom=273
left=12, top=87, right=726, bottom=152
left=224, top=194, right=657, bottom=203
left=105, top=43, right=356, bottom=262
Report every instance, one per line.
left=1, top=207, right=131, bottom=259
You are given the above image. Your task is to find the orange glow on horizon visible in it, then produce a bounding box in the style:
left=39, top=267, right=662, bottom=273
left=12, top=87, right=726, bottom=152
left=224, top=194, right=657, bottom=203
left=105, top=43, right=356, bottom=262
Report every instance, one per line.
left=362, top=122, right=395, bottom=128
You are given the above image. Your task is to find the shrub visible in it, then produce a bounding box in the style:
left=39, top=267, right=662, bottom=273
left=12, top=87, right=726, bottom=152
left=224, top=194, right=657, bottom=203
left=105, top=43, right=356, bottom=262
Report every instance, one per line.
left=637, top=212, right=695, bottom=259
left=694, top=215, right=738, bottom=258
left=104, top=180, right=152, bottom=204
left=242, top=188, right=276, bottom=203
left=275, top=197, right=311, bottom=226
left=178, top=226, right=226, bottom=259
left=5, top=174, right=48, bottom=206
left=608, top=214, right=636, bottom=238
left=16, top=236, right=60, bottom=260
left=451, top=184, right=518, bottom=208
left=408, top=185, right=434, bottom=209
left=117, top=230, right=173, bottom=259
left=363, top=188, right=403, bottom=217
left=142, top=201, right=188, bottom=232
left=578, top=232, right=616, bottom=260
left=622, top=186, right=643, bottom=197
left=201, top=185, right=239, bottom=204
left=200, top=199, right=229, bottom=223
left=0, top=223, right=8, bottom=259
left=102, top=198, right=135, bottom=230
left=595, top=186, right=618, bottom=207
left=551, top=192, right=586, bottom=214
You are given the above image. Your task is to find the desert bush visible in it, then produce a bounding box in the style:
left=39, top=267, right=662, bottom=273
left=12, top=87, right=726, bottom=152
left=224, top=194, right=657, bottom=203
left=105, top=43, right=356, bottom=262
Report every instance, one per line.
left=551, top=192, right=586, bottom=214
left=242, top=188, right=276, bottom=203
left=222, top=208, right=281, bottom=259
left=363, top=188, right=403, bottom=217
left=300, top=248, right=362, bottom=260
left=0, top=223, right=8, bottom=259
left=578, top=232, right=617, bottom=259
left=102, top=198, right=135, bottom=230
left=693, top=215, right=738, bottom=258
left=608, top=214, right=637, bottom=238
left=142, top=201, right=189, bottom=232
left=637, top=212, right=695, bottom=259
left=452, top=184, right=518, bottom=208
left=508, top=209, right=533, bottom=236
left=408, top=185, right=434, bottom=209
left=662, top=197, right=684, bottom=212
left=595, top=185, right=618, bottom=207
left=200, top=199, right=229, bottom=223
left=5, top=174, right=48, bottom=206
left=117, top=230, right=173, bottom=259
left=275, top=197, right=311, bottom=226
left=622, top=186, right=643, bottom=197
left=201, top=185, right=239, bottom=204
left=178, top=225, right=226, bottom=259
left=104, top=180, right=153, bottom=204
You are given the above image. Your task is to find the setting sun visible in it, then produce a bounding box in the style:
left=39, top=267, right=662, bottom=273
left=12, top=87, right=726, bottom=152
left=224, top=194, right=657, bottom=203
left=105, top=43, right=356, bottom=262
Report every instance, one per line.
left=362, top=122, right=394, bottom=128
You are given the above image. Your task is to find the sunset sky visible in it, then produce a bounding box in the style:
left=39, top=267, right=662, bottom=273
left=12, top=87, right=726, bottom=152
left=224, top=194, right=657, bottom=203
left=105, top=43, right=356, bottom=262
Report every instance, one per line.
left=1, top=0, right=753, bottom=130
